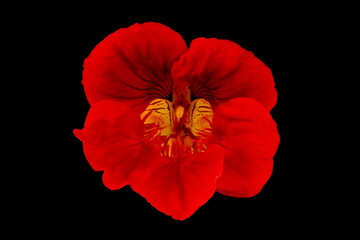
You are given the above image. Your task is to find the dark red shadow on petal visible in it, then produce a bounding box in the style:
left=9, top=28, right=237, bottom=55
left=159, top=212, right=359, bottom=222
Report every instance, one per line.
left=83, top=22, right=188, bottom=106
left=172, top=38, right=277, bottom=111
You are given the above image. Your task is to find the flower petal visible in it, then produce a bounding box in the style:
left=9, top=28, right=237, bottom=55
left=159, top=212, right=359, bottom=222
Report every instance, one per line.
left=213, top=98, right=280, bottom=197
left=74, top=100, right=145, bottom=189
left=130, top=145, right=223, bottom=220
left=83, top=22, right=188, bottom=105
left=171, top=38, right=277, bottom=110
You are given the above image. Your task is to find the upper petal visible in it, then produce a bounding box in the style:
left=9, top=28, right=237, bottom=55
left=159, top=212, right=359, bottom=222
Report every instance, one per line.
left=83, top=22, right=188, bottom=106
left=212, top=98, right=280, bottom=197
left=130, top=145, right=223, bottom=220
left=171, top=38, right=277, bottom=111
left=74, top=100, right=145, bottom=189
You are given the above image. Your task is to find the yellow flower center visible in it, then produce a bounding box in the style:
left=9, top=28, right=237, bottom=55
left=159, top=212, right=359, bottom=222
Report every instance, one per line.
left=140, top=98, right=213, bottom=158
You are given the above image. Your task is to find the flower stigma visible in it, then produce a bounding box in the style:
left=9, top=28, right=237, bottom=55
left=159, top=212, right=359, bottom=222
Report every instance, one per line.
left=175, top=105, right=184, bottom=119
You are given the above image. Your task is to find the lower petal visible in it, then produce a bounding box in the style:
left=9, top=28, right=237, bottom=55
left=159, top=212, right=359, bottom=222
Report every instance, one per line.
left=217, top=136, right=274, bottom=197
left=130, top=145, right=223, bottom=220
left=74, top=100, right=145, bottom=189
left=213, top=98, right=280, bottom=197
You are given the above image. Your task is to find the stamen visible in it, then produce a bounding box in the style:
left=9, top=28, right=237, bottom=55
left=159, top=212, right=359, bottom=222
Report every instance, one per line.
left=175, top=106, right=184, bottom=119
left=183, top=136, right=193, bottom=147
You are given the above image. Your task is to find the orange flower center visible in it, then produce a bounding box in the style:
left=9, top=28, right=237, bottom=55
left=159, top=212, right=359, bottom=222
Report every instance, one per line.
left=140, top=87, right=213, bottom=158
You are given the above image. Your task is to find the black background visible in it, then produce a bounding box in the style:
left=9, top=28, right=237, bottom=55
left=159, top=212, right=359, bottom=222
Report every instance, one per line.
left=25, top=4, right=343, bottom=228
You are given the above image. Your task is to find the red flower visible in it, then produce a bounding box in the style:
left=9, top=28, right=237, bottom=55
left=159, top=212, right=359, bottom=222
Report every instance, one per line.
left=74, top=22, right=279, bottom=220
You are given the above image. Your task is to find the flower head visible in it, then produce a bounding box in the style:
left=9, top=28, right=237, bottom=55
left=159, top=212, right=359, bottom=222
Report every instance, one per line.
left=74, top=22, right=279, bottom=220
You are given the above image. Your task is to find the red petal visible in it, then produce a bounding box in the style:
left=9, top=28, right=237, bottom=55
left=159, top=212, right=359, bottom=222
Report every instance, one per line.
left=130, top=145, right=223, bottom=220
left=83, top=22, right=188, bottom=105
left=74, top=100, right=145, bottom=189
left=171, top=38, right=277, bottom=110
left=213, top=98, right=280, bottom=197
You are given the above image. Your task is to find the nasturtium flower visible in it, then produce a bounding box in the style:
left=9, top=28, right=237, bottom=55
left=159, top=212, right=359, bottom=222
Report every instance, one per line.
left=74, top=22, right=280, bottom=220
